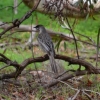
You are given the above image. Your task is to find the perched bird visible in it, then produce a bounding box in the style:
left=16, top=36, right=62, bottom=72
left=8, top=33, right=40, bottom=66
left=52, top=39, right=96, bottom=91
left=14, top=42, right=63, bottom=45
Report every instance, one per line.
left=34, top=25, right=58, bottom=73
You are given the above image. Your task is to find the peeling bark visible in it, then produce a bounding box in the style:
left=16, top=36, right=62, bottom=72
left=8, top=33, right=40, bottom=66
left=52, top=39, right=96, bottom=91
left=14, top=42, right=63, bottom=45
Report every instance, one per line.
left=22, top=0, right=100, bottom=18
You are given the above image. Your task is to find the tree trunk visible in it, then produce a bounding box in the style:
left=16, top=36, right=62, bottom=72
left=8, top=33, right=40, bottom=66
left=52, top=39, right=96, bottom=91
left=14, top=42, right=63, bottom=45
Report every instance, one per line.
left=22, top=0, right=100, bottom=18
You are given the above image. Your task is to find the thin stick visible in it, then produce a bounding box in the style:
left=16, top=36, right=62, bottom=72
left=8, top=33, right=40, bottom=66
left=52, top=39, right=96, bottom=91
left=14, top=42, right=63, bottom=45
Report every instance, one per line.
left=96, top=28, right=100, bottom=67
left=30, top=14, right=41, bottom=83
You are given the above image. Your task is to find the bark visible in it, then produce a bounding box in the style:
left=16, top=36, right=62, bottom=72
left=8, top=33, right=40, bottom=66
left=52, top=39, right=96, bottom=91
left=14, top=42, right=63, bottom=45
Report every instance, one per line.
left=0, top=22, right=74, bottom=43
left=0, top=22, right=99, bottom=49
left=0, top=54, right=99, bottom=80
left=22, top=0, right=100, bottom=18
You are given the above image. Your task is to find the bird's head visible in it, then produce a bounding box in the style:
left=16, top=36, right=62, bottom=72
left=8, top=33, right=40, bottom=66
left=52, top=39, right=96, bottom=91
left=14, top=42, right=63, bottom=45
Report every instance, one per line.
left=33, top=25, right=45, bottom=33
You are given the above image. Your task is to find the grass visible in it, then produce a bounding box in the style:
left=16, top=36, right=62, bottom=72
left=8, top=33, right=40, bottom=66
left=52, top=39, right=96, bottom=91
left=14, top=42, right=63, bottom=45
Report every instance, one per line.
left=75, top=17, right=100, bottom=39
left=0, top=0, right=30, bottom=23
left=0, top=48, right=42, bottom=71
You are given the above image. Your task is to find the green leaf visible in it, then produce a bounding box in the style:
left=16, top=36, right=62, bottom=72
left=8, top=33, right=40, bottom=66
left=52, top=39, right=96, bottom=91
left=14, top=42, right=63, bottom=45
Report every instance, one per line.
left=64, top=42, right=67, bottom=50
left=55, top=39, right=62, bottom=52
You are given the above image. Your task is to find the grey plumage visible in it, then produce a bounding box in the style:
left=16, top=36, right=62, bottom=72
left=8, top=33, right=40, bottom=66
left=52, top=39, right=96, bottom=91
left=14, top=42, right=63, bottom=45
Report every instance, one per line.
left=34, top=25, right=58, bottom=73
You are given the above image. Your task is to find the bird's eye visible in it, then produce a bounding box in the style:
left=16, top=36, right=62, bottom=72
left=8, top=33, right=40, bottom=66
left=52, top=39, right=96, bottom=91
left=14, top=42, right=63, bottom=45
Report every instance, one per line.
left=36, top=27, right=39, bottom=30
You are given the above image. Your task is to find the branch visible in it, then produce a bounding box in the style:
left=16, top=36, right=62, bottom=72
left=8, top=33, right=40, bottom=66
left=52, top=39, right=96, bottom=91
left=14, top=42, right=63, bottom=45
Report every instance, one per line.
left=23, top=0, right=100, bottom=18
left=43, top=70, right=100, bottom=88
left=0, top=23, right=98, bottom=49
left=0, top=0, right=41, bottom=38
left=0, top=54, right=99, bottom=80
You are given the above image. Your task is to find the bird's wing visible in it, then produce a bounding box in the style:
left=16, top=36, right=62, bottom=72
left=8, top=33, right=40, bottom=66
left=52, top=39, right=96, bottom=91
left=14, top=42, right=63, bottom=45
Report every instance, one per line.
left=38, top=36, right=55, bottom=56
left=38, top=38, right=49, bottom=51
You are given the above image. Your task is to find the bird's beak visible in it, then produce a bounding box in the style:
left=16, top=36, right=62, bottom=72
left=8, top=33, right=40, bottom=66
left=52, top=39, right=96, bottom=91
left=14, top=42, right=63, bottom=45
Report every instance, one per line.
left=32, top=27, right=38, bottom=32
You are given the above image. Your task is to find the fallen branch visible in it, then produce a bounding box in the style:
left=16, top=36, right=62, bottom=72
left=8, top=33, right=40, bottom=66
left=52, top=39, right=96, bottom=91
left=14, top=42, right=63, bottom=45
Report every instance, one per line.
left=0, top=22, right=99, bottom=49
left=0, top=54, right=99, bottom=81
left=43, top=70, right=100, bottom=88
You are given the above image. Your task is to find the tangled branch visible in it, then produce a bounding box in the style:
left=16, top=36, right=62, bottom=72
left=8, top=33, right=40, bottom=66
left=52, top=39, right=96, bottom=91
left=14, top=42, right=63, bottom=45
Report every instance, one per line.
left=0, top=53, right=99, bottom=80
left=0, top=0, right=41, bottom=38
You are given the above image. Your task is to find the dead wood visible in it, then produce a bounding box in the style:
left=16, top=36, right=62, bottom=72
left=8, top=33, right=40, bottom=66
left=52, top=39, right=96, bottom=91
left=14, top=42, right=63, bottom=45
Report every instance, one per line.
left=43, top=70, right=100, bottom=88
left=0, top=22, right=99, bottom=49
left=0, top=54, right=100, bottom=82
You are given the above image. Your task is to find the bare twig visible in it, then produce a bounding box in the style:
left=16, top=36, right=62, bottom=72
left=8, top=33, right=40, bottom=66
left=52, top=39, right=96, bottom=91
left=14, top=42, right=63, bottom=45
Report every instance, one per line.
left=84, top=89, right=100, bottom=96
left=83, top=90, right=92, bottom=100
left=58, top=80, right=78, bottom=91
left=0, top=0, right=41, bottom=37
left=55, top=69, right=76, bottom=79
left=65, top=17, right=81, bottom=70
left=30, top=15, right=41, bottom=83
left=71, top=90, right=80, bottom=100
left=96, top=28, right=100, bottom=67
left=43, top=70, right=99, bottom=88
left=0, top=64, right=10, bottom=71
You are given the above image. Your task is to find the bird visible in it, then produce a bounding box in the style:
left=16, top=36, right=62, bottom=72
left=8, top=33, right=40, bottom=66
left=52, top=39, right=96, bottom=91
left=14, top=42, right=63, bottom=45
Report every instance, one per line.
left=34, top=25, right=58, bottom=73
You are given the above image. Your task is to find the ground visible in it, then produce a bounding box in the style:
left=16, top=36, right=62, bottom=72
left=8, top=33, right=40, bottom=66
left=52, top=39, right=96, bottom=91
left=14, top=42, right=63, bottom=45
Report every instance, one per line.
left=0, top=43, right=100, bottom=100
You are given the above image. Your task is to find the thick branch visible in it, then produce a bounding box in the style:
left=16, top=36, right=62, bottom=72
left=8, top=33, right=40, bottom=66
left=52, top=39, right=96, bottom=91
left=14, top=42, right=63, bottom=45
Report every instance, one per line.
left=0, top=23, right=98, bottom=48
left=0, top=54, right=99, bottom=80
left=23, top=0, right=100, bottom=18
left=43, top=70, right=100, bottom=88
left=21, top=54, right=97, bottom=72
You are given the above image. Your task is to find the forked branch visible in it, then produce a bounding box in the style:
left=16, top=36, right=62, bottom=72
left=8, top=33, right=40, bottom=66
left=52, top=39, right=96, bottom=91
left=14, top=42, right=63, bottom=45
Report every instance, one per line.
left=0, top=54, right=100, bottom=81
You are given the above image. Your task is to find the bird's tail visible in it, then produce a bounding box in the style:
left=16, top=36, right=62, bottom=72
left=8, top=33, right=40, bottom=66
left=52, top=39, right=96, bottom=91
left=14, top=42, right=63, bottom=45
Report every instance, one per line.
left=49, top=55, right=58, bottom=73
